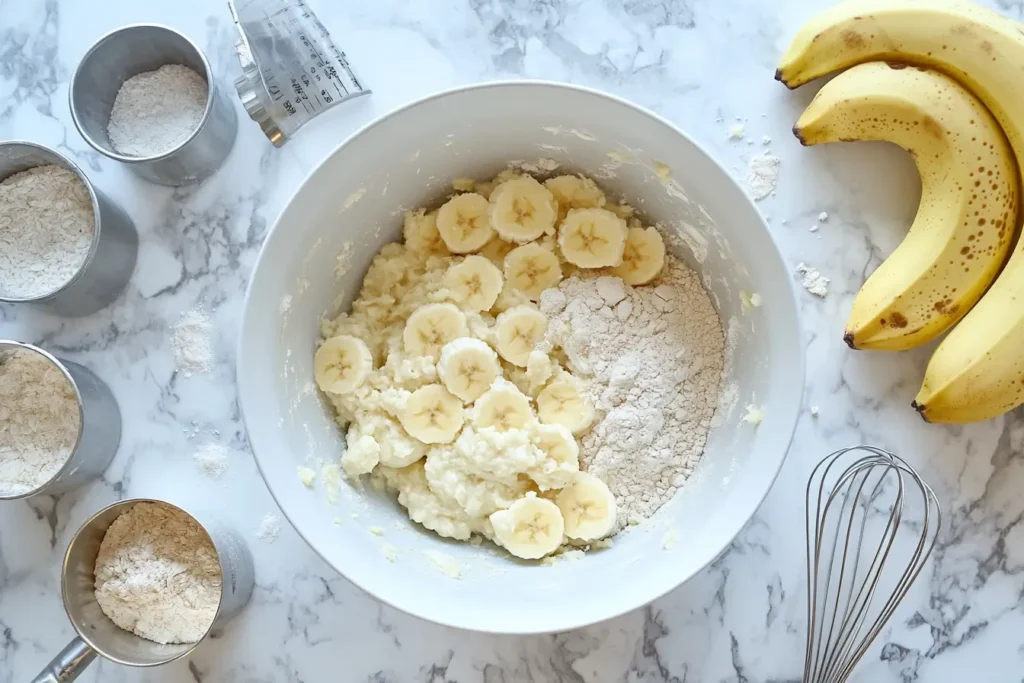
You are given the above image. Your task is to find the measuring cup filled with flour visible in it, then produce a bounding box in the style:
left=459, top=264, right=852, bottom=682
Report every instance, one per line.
left=70, top=25, right=238, bottom=186
left=228, top=0, right=369, bottom=146
left=0, top=142, right=138, bottom=316
left=0, top=341, right=121, bottom=500
left=30, top=500, right=253, bottom=682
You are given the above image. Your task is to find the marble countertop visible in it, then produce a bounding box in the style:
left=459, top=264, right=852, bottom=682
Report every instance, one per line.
left=3, top=0, right=1024, bottom=681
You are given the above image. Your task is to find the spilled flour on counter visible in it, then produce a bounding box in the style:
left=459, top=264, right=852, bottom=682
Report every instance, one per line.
left=171, top=307, right=214, bottom=376
left=747, top=152, right=780, bottom=200
left=541, top=257, right=726, bottom=528
left=257, top=513, right=282, bottom=543
left=796, top=263, right=830, bottom=298
left=192, top=442, right=228, bottom=478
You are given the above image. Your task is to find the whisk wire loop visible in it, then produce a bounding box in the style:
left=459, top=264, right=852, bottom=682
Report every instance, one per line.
left=803, top=446, right=940, bottom=683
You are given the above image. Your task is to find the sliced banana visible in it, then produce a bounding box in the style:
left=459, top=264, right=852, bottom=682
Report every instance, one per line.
left=403, top=209, right=448, bottom=255
left=529, top=423, right=580, bottom=490
left=494, top=305, right=548, bottom=367
left=605, top=202, right=636, bottom=220
left=489, top=492, right=565, bottom=559
left=478, top=237, right=516, bottom=266
left=442, top=255, right=503, bottom=312
left=544, top=174, right=606, bottom=222
left=555, top=472, right=617, bottom=541
left=504, top=243, right=563, bottom=301
left=473, top=378, right=534, bottom=431
left=399, top=384, right=465, bottom=444
left=403, top=303, right=468, bottom=360
left=437, top=192, right=495, bottom=253
left=437, top=338, right=501, bottom=403
left=537, top=376, right=594, bottom=434
left=558, top=208, right=628, bottom=268
left=314, top=335, right=373, bottom=394
left=489, top=175, right=558, bottom=243
left=610, top=226, right=666, bottom=285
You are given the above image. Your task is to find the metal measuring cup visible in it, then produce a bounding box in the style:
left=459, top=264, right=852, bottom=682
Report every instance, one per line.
left=32, top=499, right=255, bottom=682
left=69, top=24, right=238, bottom=186
left=0, top=341, right=121, bottom=500
left=0, top=142, right=138, bottom=316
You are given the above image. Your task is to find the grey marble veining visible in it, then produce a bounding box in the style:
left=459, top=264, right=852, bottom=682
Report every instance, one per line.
left=2, top=0, right=1024, bottom=681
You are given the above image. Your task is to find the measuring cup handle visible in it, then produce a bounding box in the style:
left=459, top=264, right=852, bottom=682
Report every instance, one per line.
left=30, top=637, right=97, bottom=683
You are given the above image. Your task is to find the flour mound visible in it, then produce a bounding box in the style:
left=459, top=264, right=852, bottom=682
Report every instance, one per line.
left=94, top=502, right=222, bottom=644
left=541, top=259, right=725, bottom=527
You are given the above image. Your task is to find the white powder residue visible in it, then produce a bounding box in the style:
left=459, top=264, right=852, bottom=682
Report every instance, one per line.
left=728, top=123, right=745, bottom=140
left=0, top=165, right=95, bottom=299
left=322, top=463, right=341, bottom=504
left=192, top=442, right=228, bottom=479
left=381, top=544, right=398, bottom=562
left=542, top=256, right=726, bottom=528
left=511, top=158, right=560, bottom=174
left=796, top=263, right=830, bottom=298
left=762, top=135, right=772, bottom=145
left=424, top=550, right=462, bottom=578
left=0, top=347, right=80, bottom=495
left=811, top=406, right=820, bottom=417
left=743, top=404, right=764, bottom=425
left=746, top=153, right=780, bottom=201
left=171, top=307, right=214, bottom=376
left=107, top=65, right=208, bottom=157
left=343, top=188, right=366, bottom=209
left=279, top=294, right=292, bottom=316
left=334, top=241, right=354, bottom=279
left=818, top=212, right=829, bottom=222
left=662, top=528, right=679, bottom=550
left=809, top=224, right=820, bottom=233
left=94, top=502, right=221, bottom=645
left=257, top=512, right=282, bottom=543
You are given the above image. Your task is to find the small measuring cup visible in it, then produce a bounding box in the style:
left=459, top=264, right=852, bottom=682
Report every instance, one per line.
left=0, top=341, right=121, bottom=500
left=228, top=0, right=369, bottom=146
left=31, top=499, right=254, bottom=682
left=70, top=24, right=238, bottom=186
left=0, top=142, right=138, bottom=316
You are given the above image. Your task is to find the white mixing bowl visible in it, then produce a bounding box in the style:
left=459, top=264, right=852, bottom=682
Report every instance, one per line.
left=239, top=82, right=803, bottom=634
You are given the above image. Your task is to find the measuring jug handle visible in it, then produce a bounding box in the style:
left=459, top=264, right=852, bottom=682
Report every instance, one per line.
left=30, top=636, right=97, bottom=683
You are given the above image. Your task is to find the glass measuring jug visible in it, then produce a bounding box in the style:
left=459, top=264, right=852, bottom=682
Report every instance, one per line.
left=228, top=0, right=369, bottom=146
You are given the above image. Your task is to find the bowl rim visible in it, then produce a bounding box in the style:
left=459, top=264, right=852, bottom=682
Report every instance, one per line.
left=238, top=79, right=804, bottom=634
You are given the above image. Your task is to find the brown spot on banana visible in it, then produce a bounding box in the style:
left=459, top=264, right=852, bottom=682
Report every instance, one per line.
left=921, top=116, right=944, bottom=139
left=890, top=312, right=909, bottom=328
left=841, top=29, right=865, bottom=48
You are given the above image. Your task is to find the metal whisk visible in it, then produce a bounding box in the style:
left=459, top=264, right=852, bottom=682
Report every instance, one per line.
left=803, top=446, right=941, bottom=683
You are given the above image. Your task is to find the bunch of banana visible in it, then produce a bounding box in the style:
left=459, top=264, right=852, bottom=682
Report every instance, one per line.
left=778, top=0, right=1024, bottom=423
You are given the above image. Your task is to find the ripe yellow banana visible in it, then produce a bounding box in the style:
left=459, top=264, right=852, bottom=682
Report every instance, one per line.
left=778, top=0, right=1024, bottom=422
left=795, top=61, right=1017, bottom=350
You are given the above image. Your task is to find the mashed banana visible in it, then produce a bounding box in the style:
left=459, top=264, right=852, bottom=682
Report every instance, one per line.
left=315, top=171, right=669, bottom=559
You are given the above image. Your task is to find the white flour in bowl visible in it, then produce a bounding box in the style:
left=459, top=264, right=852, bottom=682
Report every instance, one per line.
left=0, top=165, right=94, bottom=299
left=0, top=347, right=80, bottom=496
left=107, top=64, right=208, bottom=157
left=94, top=502, right=222, bottom=644
left=541, top=260, right=725, bottom=528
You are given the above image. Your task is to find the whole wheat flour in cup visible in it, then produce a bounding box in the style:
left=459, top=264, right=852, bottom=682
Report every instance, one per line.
left=107, top=64, right=208, bottom=157
left=0, top=347, right=80, bottom=496
left=540, top=258, right=726, bottom=529
left=0, top=165, right=95, bottom=299
left=94, top=502, right=222, bottom=644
